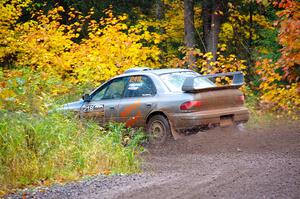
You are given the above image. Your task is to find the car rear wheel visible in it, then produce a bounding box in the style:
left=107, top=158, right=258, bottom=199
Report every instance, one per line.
left=146, top=115, right=171, bottom=145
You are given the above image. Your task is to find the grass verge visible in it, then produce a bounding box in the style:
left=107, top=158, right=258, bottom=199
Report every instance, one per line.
left=0, top=111, right=146, bottom=194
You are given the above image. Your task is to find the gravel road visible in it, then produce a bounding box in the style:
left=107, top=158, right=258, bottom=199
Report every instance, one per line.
left=7, top=122, right=300, bottom=199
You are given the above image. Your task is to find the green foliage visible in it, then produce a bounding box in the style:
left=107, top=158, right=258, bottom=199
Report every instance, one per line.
left=0, top=68, right=65, bottom=113
left=0, top=67, right=146, bottom=194
left=254, top=28, right=281, bottom=61
left=219, top=2, right=274, bottom=58
left=0, top=112, right=145, bottom=193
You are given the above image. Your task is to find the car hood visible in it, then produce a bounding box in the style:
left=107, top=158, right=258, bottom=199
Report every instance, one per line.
left=60, top=100, right=84, bottom=111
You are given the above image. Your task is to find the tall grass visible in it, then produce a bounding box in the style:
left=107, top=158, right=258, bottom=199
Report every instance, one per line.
left=0, top=111, right=146, bottom=193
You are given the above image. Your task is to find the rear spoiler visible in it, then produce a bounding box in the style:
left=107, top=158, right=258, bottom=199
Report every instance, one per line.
left=182, top=71, right=244, bottom=92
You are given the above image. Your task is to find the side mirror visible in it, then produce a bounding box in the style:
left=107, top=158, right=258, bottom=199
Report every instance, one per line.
left=82, top=94, right=91, bottom=102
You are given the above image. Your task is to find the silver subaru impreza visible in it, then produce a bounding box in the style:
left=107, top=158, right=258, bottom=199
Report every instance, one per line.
left=62, top=68, right=249, bottom=144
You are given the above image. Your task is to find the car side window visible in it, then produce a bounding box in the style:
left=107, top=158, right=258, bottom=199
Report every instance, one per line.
left=91, top=86, right=107, bottom=101
left=124, top=75, right=156, bottom=98
left=102, top=77, right=128, bottom=100
left=91, top=77, right=128, bottom=101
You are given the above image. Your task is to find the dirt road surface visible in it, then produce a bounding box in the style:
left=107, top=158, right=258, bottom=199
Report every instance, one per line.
left=8, top=122, right=300, bottom=199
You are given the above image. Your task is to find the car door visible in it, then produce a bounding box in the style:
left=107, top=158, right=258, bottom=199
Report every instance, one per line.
left=118, top=75, right=157, bottom=128
left=80, top=77, right=129, bottom=124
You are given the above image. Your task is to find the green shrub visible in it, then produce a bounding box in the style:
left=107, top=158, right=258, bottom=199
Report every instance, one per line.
left=0, top=111, right=145, bottom=193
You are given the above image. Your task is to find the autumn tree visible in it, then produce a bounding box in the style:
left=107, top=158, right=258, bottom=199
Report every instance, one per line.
left=254, top=0, right=300, bottom=116
left=275, top=0, right=300, bottom=83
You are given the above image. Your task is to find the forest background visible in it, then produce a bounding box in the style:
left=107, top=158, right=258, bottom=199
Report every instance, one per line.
left=0, top=0, right=299, bottom=194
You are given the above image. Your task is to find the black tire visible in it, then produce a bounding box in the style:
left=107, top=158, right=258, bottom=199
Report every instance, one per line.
left=146, top=114, right=171, bottom=145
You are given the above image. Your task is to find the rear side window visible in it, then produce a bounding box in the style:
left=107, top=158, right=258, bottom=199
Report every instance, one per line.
left=124, top=75, right=156, bottom=98
left=160, top=72, right=215, bottom=92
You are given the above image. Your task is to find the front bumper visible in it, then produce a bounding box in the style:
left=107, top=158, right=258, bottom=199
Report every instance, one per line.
left=168, top=106, right=249, bottom=130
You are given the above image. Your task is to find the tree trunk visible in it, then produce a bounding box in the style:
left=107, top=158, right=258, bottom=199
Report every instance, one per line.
left=208, top=0, right=222, bottom=61
left=155, top=0, right=164, bottom=20
left=247, top=0, right=254, bottom=82
left=184, top=0, right=196, bottom=67
left=202, top=0, right=222, bottom=62
left=202, top=0, right=211, bottom=51
left=249, top=0, right=253, bottom=48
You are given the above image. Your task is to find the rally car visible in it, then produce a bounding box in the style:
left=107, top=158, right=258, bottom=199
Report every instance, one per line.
left=62, top=68, right=249, bottom=144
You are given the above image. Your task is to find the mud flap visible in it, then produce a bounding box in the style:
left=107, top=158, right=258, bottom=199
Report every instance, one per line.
left=169, top=120, right=185, bottom=140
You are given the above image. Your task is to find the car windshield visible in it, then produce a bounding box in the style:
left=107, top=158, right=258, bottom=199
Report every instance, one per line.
left=160, top=72, right=215, bottom=92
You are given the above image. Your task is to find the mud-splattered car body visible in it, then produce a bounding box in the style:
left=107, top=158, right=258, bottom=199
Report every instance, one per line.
left=62, top=68, right=249, bottom=142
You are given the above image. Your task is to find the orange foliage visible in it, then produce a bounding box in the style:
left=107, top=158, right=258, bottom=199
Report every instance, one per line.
left=275, top=0, right=300, bottom=82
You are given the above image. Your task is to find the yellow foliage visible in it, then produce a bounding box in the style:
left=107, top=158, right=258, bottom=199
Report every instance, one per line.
left=0, top=2, right=162, bottom=112
left=70, top=10, right=162, bottom=83
left=171, top=46, right=247, bottom=75
left=255, top=59, right=300, bottom=117
left=0, top=0, right=31, bottom=60
left=0, top=4, right=162, bottom=84
left=0, top=0, right=31, bottom=25
left=167, top=46, right=247, bottom=89
left=219, top=5, right=273, bottom=45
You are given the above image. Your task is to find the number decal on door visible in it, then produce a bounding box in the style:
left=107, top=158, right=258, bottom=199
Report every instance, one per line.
left=82, top=104, right=104, bottom=112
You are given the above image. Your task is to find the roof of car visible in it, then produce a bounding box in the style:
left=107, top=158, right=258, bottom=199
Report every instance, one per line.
left=123, top=68, right=194, bottom=75
left=150, top=68, right=194, bottom=75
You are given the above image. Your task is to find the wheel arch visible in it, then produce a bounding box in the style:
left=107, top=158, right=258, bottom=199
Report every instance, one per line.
left=146, top=111, right=169, bottom=125
left=146, top=111, right=182, bottom=140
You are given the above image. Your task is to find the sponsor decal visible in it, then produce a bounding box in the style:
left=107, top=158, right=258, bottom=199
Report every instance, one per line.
left=129, top=76, right=142, bottom=83
left=120, top=100, right=142, bottom=127
left=128, top=82, right=143, bottom=90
